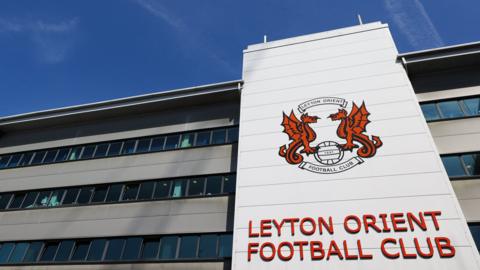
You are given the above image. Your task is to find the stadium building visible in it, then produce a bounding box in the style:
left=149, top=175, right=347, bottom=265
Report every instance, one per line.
left=0, top=22, right=478, bottom=269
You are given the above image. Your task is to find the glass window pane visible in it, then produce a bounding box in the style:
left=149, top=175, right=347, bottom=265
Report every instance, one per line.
left=462, top=154, right=480, bottom=176
left=43, top=150, right=58, bottom=164
left=463, top=97, right=480, bottom=116
left=138, top=182, right=155, bottom=200
left=469, top=224, right=480, bottom=251
left=0, top=156, right=11, bottom=168
left=159, top=236, right=177, bottom=260
left=212, top=129, right=226, bottom=144
left=122, top=237, right=142, bottom=260
left=206, top=176, right=222, bottom=195
left=420, top=103, right=440, bottom=121
left=55, top=148, right=70, bottom=162
left=188, top=178, right=205, bottom=196
left=179, top=133, right=194, bottom=148
left=31, top=151, right=46, bottom=165
left=87, top=239, right=106, bottom=261
left=223, top=175, right=236, bottom=193
left=122, top=184, right=139, bottom=201
left=171, top=180, right=186, bottom=198
left=68, top=147, right=82, bottom=161
left=23, top=241, right=43, bottom=262
left=9, top=193, right=25, bottom=209
left=9, top=242, right=29, bottom=263
left=105, top=184, right=122, bottom=202
left=218, top=235, right=232, bottom=257
left=178, top=236, right=198, bottom=258
left=150, top=137, right=165, bottom=152
left=6, top=154, right=22, bottom=168
left=154, top=181, right=171, bottom=199
left=141, top=238, right=160, bottom=259
left=226, top=127, right=239, bottom=143
left=105, top=239, right=125, bottom=261
left=199, top=235, right=217, bottom=258
left=164, top=135, right=180, bottom=150
left=0, top=194, right=12, bottom=209
left=107, top=142, right=123, bottom=156
left=441, top=156, right=467, bottom=177
left=21, top=192, right=38, bottom=208
left=48, top=189, right=65, bottom=207
left=35, top=191, right=52, bottom=207
left=62, top=188, right=80, bottom=205
left=40, top=242, right=59, bottom=261
left=77, top=187, right=94, bottom=204
left=136, top=139, right=151, bottom=153
left=438, top=101, right=464, bottom=119
left=80, top=145, right=96, bottom=160
left=0, top=243, right=14, bottom=263
left=195, top=131, right=211, bottom=146
left=19, top=153, right=34, bottom=166
left=91, top=186, right=108, bottom=203
left=122, top=140, right=137, bottom=154
left=71, top=241, right=90, bottom=261
left=94, top=144, right=109, bottom=158
left=54, top=240, right=75, bottom=262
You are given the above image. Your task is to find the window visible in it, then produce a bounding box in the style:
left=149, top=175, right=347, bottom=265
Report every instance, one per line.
left=122, top=184, right=139, bottom=201
left=48, top=190, right=64, bottom=207
left=54, top=240, right=74, bottom=262
left=91, top=186, right=108, bottom=203
left=178, top=236, right=198, bottom=258
left=94, top=144, right=109, bottom=158
left=0, top=156, right=10, bottom=168
left=39, top=242, right=59, bottom=261
left=19, top=153, right=33, bottom=166
left=105, top=184, right=122, bottom=202
left=0, top=243, right=14, bottom=263
left=68, top=147, right=82, bottom=161
left=164, top=135, right=180, bottom=150
left=438, top=101, right=464, bottom=118
left=469, top=223, right=480, bottom=251
left=227, top=127, right=239, bottom=143
left=106, top=142, right=122, bottom=156
left=7, top=154, right=22, bottom=168
left=171, top=180, right=186, bottom=198
left=421, top=96, right=480, bottom=121
left=195, top=131, right=211, bottom=146
left=0, top=194, right=12, bottom=209
left=180, top=133, right=195, bottom=148
left=463, top=154, right=480, bottom=176
left=464, top=97, right=480, bottom=115
left=188, top=178, right=205, bottom=196
left=8, top=242, right=29, bottom=263
left=43, top=150, right=58, bottom=163
left=87, top=239, right=106, bottom=261
left=206, top=176, right=222, bottom=195
left=150, top=137, right=165, bottom=151
left=80, top=145, right=96, bottom=159
left=141, top=238, right=159, bottom=259
left=35, top=191, right=51, bottom=207
left=212, top=129, right=226, bottom=144
left=441, top=153, right=480, bottom=178
left=23, top=242, right=43, bottom=262
left=420, top=103, right=440, bottom=121
left=62, top=188, right=80, bottom=205
left=21, top=192, right=38, bottom=208
left=122, top=140, right=136, bottom=155
left=71, top=241, right=90, bottom=261
left=136, top=139, right=151, bottom=153
left=31, top=151, right=46, bottom=165
left=122, top=237, right=142, bottom=260
left=223, top=175, right=236, bottom=193
left=9, top=193, right=25, bottom=209
left=55, top=148, right=70, bottom=162
left=138, top=182, right=155, bottom=200
left=77, top=187, right=94, bottom=204
left=441, top=156, right=466, bottom=177
left=105, top=239, right=125, bottom=261
left=154, top=181, right=171, bottom=199
left=218, top=235, right=232, bottom=257
left=159, top=236, right=177, bottom=259
left=198, top=235, right=217, bottom=258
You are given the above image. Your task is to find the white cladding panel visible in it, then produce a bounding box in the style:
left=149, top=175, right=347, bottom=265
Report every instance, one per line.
left=233, top=23, right=480, bottom=269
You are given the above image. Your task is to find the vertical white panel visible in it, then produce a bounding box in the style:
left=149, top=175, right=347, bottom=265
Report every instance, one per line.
left=233, top=23, right=480, bottom=269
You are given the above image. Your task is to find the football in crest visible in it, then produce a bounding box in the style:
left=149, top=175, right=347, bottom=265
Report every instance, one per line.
left=314, top=141, right=344, bottom=165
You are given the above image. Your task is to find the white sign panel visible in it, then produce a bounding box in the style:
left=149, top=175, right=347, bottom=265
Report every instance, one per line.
left=232, top=22, right=480, bottom=269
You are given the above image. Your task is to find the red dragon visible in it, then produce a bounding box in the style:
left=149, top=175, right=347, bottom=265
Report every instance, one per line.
left=328, top=102, right=382, bottom=158
left=279, top=111, right=319, bottom=164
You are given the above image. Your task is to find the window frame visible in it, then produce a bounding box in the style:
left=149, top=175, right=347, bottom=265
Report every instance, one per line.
left=420, top=95, right=480, bottom=122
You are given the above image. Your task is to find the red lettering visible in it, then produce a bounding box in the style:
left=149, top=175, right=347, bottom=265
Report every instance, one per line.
left=435, top=237, right=455, bottom=258
left=425, top=211, right=441, bottom=231
left=247, top=242, right=258, bottom=261
left=357, top=240, right=373, bottom=259
left=399, top=238, right=417, bottom=258
left=343, top=240, right=358, bottom=260
left=327, top=240, right=344, bottom=260
left=363, top=214, right=382, bottom=233
left=260, top=219, right=272, bottom=237
left=277, top=242, right=294, bottom=261
left=284, top=218, right=300, bottom=236
left=414, top=237, right=434, bottom=258
left=294, top=241, right=308, bottom=261
left=310, top=241, right=325, bottom=260
left=272, top=219, right=285, bottom=237
left=379, top=213, right=391, bottom=232
left=344, top=215, right=361, bottom=234
left=391, top=213, right=408, bottom=232
left=319, top=216, right=334, bottom=235
left=407, top=212, right=427, bottom=231
left=381, top=238, right=399, bottom=259
left=300, top=217, right=316, bottom=235
left=259, top=242, right=276, bottom=261
left=248, top=221, right=259, bottom=237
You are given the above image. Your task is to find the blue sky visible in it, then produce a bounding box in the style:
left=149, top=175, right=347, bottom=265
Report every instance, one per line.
left=0, top=0, right=479, bottom=117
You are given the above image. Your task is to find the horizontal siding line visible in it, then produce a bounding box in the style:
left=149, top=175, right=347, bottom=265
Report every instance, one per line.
left=244, top=59, right=395, bottom=84
left=236, top=193, right=453, bottom=208
left=241, top=84, right=409, bottom=109
left=244, top=46, right=394, bottom=73
left=242, top=71, right=404, bottom=97
left=244, top=35, right=388, bottom=61
left=237, top=170, right=440, bottom=189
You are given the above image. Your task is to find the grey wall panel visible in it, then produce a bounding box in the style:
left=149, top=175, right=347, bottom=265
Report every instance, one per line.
left=0, top=196, right=232, bottom=241
left=0, top=145, right=235, bottom=192
left=428, top=118, right=480, bottom=154
left=416, top=85, right=480, bottom=102
left=0, top=262, right=227, bottom=270
left=452, top=179, right=480, bottom=222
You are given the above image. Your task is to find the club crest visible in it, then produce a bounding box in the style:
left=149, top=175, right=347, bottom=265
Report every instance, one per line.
left=279, top=97, right=382, bottom=174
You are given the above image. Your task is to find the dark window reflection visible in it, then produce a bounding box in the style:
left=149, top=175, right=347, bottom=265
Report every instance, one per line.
left=441, top=156, right=466, bottom=177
